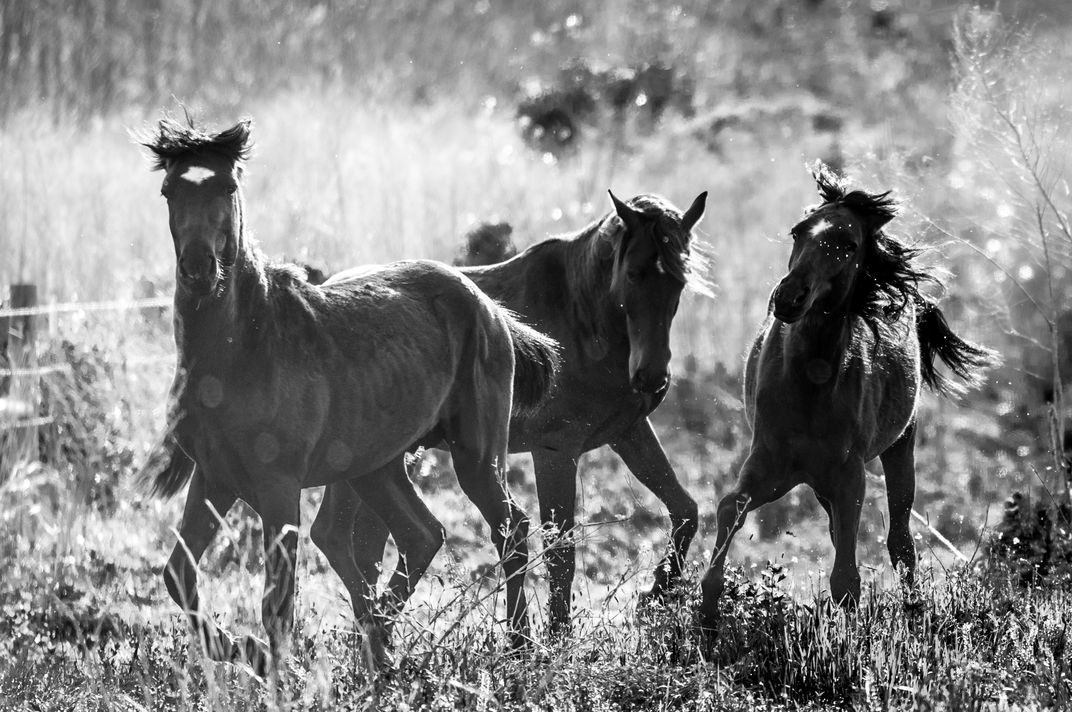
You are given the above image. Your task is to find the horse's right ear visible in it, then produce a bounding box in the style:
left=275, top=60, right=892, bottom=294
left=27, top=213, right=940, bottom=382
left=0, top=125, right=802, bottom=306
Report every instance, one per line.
left=608, top=190, right=641, bottom=231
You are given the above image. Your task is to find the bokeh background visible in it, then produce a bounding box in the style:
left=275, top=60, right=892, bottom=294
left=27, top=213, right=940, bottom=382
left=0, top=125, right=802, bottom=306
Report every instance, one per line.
left=1, top=1, right=1071, bottom=700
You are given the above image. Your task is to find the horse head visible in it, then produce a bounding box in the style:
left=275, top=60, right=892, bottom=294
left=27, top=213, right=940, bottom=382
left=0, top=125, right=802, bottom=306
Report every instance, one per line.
left=143, top=119, right=253, bottom=299
left=607, top=190, right=706, bottom=395
left=773, top=165, right=896, bottom=324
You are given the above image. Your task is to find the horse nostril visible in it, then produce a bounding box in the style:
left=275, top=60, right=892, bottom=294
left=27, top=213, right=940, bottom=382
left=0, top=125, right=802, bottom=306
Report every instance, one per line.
left=180, top=254, right=216, bottom=282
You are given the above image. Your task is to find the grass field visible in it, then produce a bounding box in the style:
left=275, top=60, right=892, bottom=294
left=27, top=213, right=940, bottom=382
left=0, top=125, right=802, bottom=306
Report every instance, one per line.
left=2, top=2, right=1072, bottom=709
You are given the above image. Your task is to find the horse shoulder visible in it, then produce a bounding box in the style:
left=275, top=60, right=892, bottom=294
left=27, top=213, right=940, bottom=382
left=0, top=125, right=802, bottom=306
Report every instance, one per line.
left=743, top=316, right=775, bottom=428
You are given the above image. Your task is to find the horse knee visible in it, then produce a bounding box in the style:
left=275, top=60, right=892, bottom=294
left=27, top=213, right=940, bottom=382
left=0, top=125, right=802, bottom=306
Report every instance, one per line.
left=310, top=513, right=340, bottom=557
left=425, top=522, right=446, bottom=560
left=714, top=492, right=750, bottom=534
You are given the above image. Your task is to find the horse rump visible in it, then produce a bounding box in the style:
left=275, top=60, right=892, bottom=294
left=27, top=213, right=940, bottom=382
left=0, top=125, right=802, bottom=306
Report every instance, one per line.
left=504, top=314, right=561, bottom=416
left=916, top=297, right=1000, bottom=396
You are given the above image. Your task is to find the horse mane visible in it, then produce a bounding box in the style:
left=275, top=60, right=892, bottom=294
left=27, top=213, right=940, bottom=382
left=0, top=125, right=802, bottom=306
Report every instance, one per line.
left=141, top=117, right=253, bottom=171
left=810, top=164, right=935, bottom=322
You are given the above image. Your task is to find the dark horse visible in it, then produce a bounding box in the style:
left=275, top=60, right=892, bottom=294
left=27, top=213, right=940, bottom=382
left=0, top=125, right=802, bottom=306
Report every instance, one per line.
left=697, top=166, right=997, bottom=628
left=319, top=190, right=708, bottom=633
left=140, top=118, right=559, bottom=673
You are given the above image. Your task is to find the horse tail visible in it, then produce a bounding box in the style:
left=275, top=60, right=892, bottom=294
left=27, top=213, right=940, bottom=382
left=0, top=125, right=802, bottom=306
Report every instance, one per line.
left=504, top=314, right=561, bottom=416
left=916, top=297, right=1000, bottom=397
left=142, top=434, right=197, bottom=498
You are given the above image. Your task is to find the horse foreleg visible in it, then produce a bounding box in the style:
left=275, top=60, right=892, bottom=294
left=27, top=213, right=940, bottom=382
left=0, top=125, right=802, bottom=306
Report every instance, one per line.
left=879, top=422, right=918, bottom=593
left=817, top=462, right=866, bottom=606
left=164, top=470, right=238, bottom=664
left=610, top=418, right=698, bottom=601
left=257, top=484, right=301, bottom=672
left=532, top=448, right=578, bottom=637
left=697, top=453, right=786, bottom=630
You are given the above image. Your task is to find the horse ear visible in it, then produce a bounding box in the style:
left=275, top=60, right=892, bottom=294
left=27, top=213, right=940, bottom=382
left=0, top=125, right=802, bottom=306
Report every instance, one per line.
left=608, top=190, right=641, bottom=231
left=681, top=191, right=707, bottom=231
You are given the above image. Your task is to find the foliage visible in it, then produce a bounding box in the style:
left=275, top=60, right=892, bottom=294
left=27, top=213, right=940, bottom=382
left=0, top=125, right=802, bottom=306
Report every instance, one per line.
left=36, top=339, right=135, bottom=512
left=2, top=1, right=1072, bottom=709
left=988, top=490, right=1072, bottom=587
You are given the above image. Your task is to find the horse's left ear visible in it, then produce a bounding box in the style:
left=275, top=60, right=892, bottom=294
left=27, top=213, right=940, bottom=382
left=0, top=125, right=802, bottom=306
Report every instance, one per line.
left=608, top=190, right=641, bottom=232
left=681, top=191, right=707, bottom=231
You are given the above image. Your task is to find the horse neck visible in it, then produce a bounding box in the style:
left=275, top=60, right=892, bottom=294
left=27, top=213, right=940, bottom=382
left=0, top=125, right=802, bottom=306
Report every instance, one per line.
left=563, top=218, right=625, bottom=341
left=783, top=304, right=853, bottom=385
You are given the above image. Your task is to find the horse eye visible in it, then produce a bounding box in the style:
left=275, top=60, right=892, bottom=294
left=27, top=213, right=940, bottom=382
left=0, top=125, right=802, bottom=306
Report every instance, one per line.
left=225, top=184, right=238, bottom=195
left=626, top=268, right=642, bottom=283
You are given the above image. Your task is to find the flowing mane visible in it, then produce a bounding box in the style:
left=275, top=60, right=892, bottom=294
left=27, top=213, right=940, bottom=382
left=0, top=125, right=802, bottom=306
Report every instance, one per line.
left=809, top=164, right=934, bottom=322
left=140, top=116, right=253, bottom=171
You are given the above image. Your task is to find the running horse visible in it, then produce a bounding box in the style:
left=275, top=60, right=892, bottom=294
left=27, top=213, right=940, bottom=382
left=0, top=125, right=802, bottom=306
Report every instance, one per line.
left=140, top=118, right=559, bottom=673
left=319, top=190, right=708, bottom=633
left=697, top=165, right=997, bottom=628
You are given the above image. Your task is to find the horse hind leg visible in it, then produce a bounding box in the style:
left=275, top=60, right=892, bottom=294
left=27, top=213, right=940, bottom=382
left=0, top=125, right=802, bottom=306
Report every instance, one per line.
left=163, top=470, right=242, bottom=666
left=879, top=421, right=918, bottom=593
left=610, top=417, right=699, bottom=602
left=450, top=420, right=531, bottom=647
left=348, top=459, right=444, bottom=662
left=310, top=480, right=391, bottom=623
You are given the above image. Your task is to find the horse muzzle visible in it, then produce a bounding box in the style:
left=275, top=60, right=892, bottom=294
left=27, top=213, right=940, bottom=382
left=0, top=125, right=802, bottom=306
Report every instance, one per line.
left=772, top=280, right=810, bottom=324
left=178, top=252, right=219, bottom=295
left=631, top=369, right=670, bottom=395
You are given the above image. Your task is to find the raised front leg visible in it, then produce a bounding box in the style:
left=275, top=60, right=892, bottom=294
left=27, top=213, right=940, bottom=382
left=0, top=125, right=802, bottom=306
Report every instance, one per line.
left=815, top=460, right=866, bottom=605
left=880, top=422, right=918, bottom=592
left=163, top=469, right=240, bottom=665
left=610, top=418, right=698, bottom=600
left=532, top=448, right=579, bottom=636
left=697, top=451, right=792, bottom=630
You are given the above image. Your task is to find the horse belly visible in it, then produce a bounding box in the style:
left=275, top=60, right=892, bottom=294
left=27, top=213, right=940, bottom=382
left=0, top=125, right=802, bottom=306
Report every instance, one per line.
left=304, top=362, right=455, bottom=485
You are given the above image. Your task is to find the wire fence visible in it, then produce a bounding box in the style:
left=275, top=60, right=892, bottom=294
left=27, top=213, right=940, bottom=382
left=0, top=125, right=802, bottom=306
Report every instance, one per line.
left=0, top=296, right=172, bottom=320
left=1, top=295, right=175, bottom=431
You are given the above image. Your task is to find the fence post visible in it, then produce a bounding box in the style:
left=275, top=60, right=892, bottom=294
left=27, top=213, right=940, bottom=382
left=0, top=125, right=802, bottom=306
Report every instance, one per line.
left=1, top=284, right=39, bottom=477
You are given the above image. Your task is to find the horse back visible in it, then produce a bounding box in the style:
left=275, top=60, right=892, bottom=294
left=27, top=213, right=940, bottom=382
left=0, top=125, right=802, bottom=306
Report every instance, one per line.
left=181, top=259, right=514, bottom=492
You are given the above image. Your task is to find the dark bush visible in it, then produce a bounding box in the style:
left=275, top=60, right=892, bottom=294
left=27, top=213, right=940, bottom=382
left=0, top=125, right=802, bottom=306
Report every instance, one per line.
left=988, top=491, right=1072, bottom=586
